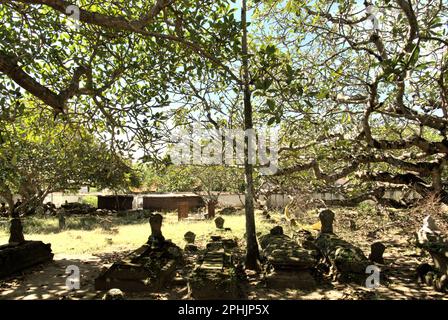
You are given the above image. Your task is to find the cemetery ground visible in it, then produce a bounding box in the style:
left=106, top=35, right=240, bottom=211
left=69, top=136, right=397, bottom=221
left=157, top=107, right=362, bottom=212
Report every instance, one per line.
left=0, top=207, right=447, bottom=300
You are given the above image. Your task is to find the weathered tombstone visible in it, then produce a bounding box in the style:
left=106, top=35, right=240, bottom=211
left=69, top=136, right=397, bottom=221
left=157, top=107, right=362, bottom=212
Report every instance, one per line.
left=214, top=216, right=225, bottom=229
left=318, top=209, right=334, bottom=234
left=184, top=231, right=198, bottom=252
left=369, top=242, right=386, bottom=264
left=148, top=213, right=165, bottom=246
left=9, top=218, right=25, bottom=244
left=0, top=241, right=53, bottom=278
left=184, top=231, right=196, bottom=244
left=270, top=226, right=283, bottom=235
left=258, top=228, right=317, bottom=289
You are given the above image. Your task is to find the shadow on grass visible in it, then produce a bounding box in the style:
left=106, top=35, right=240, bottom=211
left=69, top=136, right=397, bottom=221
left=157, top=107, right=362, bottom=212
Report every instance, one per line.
left=0, top=257, right=104, bottom=300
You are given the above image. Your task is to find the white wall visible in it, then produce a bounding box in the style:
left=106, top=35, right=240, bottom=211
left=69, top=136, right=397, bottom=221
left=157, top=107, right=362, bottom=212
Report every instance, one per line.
left=217, top=194, right=245, bottom=207
left=36, top=189, right=421, bottom=210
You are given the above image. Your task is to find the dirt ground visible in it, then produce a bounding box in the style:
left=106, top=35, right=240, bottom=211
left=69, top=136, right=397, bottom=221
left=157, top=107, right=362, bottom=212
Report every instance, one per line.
left=1, top=207, right=448, bottom=300
left=0, top=234, right=446, bottom=300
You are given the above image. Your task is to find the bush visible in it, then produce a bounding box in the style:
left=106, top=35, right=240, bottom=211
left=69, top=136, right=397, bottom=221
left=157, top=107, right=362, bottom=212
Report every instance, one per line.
left=81, top=196, right=98, bottom=208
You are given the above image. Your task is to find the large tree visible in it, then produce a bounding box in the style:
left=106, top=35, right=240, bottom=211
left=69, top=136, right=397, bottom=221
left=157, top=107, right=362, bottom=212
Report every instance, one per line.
left=254, top=0, right=448, bottom=207
left=0, top=104, right=139, bottom=241
left=0, top=0, right=269, bottom=268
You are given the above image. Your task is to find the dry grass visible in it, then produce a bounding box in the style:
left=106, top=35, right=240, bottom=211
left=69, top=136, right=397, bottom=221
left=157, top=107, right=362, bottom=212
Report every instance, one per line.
left=0, top=212, right=273, bottom=255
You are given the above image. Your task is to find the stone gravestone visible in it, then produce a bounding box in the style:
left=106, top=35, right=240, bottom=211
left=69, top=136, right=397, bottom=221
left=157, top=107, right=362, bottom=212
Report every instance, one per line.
left=319, top=209, right=334, bottom=234
left=95, top=214, right=182, bottom=292
left=148, top=214, right=165, bottom=246
left=184, top=231, right=198, bottom=252
left=214, top=216, right=225, bottom=229
left=184, top=231, right=196, bottom=244
left=270, top=225, right=283, bottom=236
left=9, top=218, right=25, bottom=244
left=369, top=242, right=386, bottom=264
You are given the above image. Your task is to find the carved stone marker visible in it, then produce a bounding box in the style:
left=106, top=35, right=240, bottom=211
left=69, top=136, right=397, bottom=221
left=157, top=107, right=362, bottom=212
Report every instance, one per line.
left=8, top=218, right=25, bottom=244
left=214, top=216, right=225, bottom=229
left=148, top=214, right=164, bottom=245
left=270, top=225, right=283, bottom=236
left=369, top=242, right=386, bottom=264
left=318, top=209, right=335, bottom=234
left=184, top=231, right=196, bottom=244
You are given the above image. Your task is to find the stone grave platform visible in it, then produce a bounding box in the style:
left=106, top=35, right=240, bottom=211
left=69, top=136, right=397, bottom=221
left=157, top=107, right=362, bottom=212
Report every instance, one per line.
left=95, top=214, right=182, bottom=292
left=188, top=235, right=241, bottom=299
left=314, top=209, right=370, bottom=282
left=0, top=241, right=53, bottom=278
left=94, top=241, right=182, bottom=292
left=259, top=226, right=317, bottom=289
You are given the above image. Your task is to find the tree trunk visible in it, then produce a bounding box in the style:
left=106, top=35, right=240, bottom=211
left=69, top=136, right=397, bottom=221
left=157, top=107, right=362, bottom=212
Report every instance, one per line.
left=207, top=201, right=216, bottom=219
left=242, top=0, right=260, bottom=271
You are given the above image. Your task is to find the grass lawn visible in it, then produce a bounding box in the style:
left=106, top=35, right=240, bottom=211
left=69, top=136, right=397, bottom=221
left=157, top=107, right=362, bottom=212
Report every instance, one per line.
left=0, top=211, right=274, bottom=255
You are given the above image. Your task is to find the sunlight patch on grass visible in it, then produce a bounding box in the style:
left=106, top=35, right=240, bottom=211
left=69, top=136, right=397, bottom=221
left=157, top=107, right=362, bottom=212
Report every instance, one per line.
left=0, top=212, right=274, bottom=255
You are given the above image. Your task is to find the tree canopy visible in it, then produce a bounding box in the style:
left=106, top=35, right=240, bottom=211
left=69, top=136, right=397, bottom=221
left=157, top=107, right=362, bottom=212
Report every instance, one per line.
left=1, top=0, right=448, bottom=267
left=0, top=103, right=139, bottom=214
